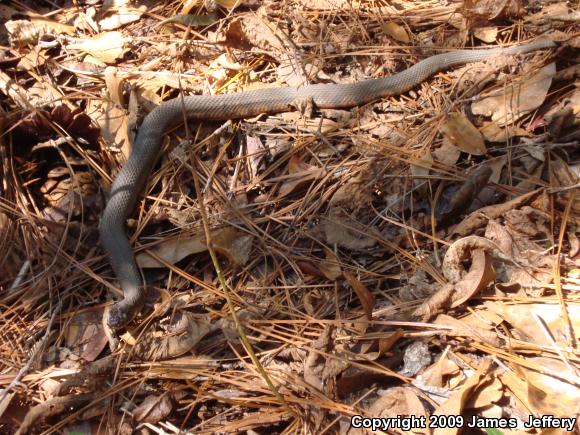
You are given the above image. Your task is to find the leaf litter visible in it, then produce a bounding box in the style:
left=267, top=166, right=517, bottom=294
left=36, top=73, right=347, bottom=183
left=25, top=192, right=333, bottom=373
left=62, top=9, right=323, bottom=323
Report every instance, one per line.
left=0, top=0, right=578, bottom=434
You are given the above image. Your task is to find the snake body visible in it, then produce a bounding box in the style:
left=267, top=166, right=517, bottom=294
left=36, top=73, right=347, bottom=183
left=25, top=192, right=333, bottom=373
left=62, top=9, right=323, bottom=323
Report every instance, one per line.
left=100, top=40, right=555, bottom=329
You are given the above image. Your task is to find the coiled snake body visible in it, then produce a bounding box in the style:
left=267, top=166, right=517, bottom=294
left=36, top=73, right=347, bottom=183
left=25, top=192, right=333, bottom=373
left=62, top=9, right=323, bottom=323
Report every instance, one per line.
left=100, top=40, right=555, bottom=329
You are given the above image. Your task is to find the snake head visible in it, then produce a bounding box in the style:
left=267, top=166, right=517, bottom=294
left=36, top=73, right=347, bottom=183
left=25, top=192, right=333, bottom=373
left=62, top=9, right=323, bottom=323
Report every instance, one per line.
left=104, top=298, right=144, bottom=331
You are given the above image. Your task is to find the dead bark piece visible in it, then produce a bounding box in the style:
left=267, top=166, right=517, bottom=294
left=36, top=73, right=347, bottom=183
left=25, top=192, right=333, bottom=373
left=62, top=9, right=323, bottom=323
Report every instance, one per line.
left=16, top=393, right=98, bottom=435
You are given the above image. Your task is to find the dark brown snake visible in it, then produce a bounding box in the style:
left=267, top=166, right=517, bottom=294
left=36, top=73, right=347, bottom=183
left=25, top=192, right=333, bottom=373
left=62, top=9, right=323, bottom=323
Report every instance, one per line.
left=100, top=40, right=555, bottom=330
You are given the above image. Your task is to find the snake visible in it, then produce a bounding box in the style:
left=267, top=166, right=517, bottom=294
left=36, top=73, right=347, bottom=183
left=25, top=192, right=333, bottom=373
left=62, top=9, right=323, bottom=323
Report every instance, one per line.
left=99, top=39, right=555, bottom=330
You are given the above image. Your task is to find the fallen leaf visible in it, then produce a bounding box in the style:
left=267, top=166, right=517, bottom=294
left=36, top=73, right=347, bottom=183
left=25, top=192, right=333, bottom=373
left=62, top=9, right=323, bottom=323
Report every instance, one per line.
left=432, top=360, right=491, bottom=435
left=439, top=112, right=486, bottom=156
left=473, top=26, right=498, bottom=43
left=136, top=227, right=253, bottom=268
left=136, top=233, right=206, bottom=268
left=99, top=6, right=147, bottom=30
left=343, top=272, right=375, bottom=321
left=484, top=303, right=580, bottom=347
left=381, top=22, right=410, bottom=43
left=133, top=394, right=173, bottom=424
left=451, top=249, right=495, bottom=307
left=471, top=63, right=556, bottom=124
left=67, top=31, right=126, bottom=63
left=365, top=387, right=430, bottom=434
left=421, top=353, right=461, bottom=388
left=319, top=249, right=342, bottom=280
left=157, top=13, right=218, bottom=29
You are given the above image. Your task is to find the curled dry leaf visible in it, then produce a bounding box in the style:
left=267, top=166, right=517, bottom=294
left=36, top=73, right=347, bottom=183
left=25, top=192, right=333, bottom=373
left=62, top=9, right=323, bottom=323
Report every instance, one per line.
left=432, top=140, right=461, bottom=166
left=467, top=376, right=504, bottom=409
left=136, top=233, right=206, bottom=268
left=450, top=249, right=495, bottom=307
left=64, top=311, right=109, bottom=362
left=442, top=236, right=514, bottom=283
left=519, top=358, right=580, bottom=418
left=439, top=112, right=486, bottom=156
left=453, top=189, right=542, bottom=236
left=66, top=31, right=126, bottom=63
left=471, top=63, right=556, bottom=124
left=157, top=13, right=218, bottom=29
left=464, top=0, right=523, bottom=19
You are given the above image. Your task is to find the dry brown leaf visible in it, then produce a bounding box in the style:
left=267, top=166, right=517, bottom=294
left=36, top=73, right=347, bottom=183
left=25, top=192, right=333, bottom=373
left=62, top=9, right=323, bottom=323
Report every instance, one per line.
left=527, top=2, right=577, bottom=23
left=64, top=311, right=109, bottom=362
left=467, top=376, right=504, bottom=409
left=133, top=394, right=173, bottom=424
left=439, top=112, right=487, bottom=156
left=5, top=18, right=74, bottom=46
left=297, top=0, right=352, bottom=9
left=442, top=236, right=506, bottom=283
left=363, top=387, right=431, bottom=435
left=523, top=361, right=580, bottom=420
left=498, top=367, right=578, bottom=435
left=88, top=97, right=131, bottom=159
left=432, top=140, right=461, bottom=166
left=411, top=150, right=433, bottom=194
left=66, top=31, right=126, bottom=63
left=212, top=227, right=254, bottom=266
left=343, top=272, right=375, bottom=321
left=421, top=354, right=461, bottom=388
left=381, top=22, right=410, bottom=43
left=464, top=0, right=523, bottom=19
left=136, top=227, right=253, bottom=268
left=434, top=314, right=500, bottom=347
left=453, top=189, right=542, bottom=236
left=378, top=330, right=404, bottom=356
left=484, top=302, right=580, bottom=347
left=319, top=249, right=342, bottom=280
left=136, top=233, right=206, bottom=268
left=473, top=26, right=498, bottom=43
left=432, top=360, right=491, bottom=435
left=278, top=157, right=324, bottom=198
left=471, top=63, right=556, bottom=124
left=99, top=6, right=147, bottom=30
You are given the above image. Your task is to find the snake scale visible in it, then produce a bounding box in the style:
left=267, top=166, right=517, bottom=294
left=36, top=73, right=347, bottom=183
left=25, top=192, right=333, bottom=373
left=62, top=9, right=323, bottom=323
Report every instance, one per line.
left=100, top=39, right=555, bottom=330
